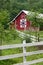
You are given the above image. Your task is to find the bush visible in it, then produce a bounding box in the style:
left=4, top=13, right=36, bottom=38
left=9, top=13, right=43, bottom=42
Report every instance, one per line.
left=24, top=36, right=32, bottom=43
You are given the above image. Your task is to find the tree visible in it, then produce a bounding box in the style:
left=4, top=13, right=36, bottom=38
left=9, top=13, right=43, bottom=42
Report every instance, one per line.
left=0, top=10, right=10, bottom=45
left=0, top=10, right=10, bottom=29
left=26, top=11, right=40, bottom=42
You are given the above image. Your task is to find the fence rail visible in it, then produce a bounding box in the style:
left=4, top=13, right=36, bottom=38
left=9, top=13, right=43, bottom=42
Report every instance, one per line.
left=0, top=41, right=43, bottom=65
left=16, top=30, right=37, bottom=42
left=0, top=41, right=43, bottom=50
left=0, top=50, right=43, bottom=60
left=14, top=58, right=43, bottom=65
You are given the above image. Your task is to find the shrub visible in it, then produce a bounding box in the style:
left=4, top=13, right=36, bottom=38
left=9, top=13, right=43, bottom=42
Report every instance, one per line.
left=24, top=36, right=32, bottom=43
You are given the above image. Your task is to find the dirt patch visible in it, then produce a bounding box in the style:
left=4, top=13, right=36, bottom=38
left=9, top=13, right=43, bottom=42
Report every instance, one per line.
left=37, top=45, right=43, bottom=50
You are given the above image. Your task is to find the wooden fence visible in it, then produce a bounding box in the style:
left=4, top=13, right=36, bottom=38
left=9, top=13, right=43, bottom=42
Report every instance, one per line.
left=0, top=41, right=43, bottom=65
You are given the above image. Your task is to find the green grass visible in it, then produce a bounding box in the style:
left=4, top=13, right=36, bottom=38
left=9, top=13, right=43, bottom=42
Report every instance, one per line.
left=0, top=57, right=23, bottom=65
left=0, top=45, right=43, bottom=65
left=26, top=46, right=38, bottom=52
left=32, top=62, right=43, bottom=65
left=25, top=31, right=43, bottom=37
left=26, top=54, right=43, bottom=61
left=1, top=37, right=22, bottom=45
left=1, top=48, right=23, bottom=56
left=0, top=31, right=43, bottom=65
left=24, top=31, right=43, bottom=41
left=26, top=46, right=43, bottom=65
left=39, top=31, right=43, bottom=38
left=1, top=46, right=38, bottom=56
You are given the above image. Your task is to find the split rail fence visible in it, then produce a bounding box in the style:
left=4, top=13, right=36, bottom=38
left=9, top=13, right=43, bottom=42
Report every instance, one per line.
left=0, top=41, right=43, bottom=65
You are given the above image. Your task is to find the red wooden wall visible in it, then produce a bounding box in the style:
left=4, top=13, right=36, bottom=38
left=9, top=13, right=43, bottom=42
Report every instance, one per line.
left=13, top=12, right=30, bottom=30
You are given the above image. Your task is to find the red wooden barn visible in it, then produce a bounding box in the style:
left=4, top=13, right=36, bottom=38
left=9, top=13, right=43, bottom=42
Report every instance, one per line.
left=10, top=10, right=30, bottom=30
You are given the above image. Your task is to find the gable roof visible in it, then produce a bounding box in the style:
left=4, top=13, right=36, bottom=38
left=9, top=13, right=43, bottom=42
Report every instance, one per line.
left=10, top=10, right=28, bottom=24
left=23, top=10, right=43, bottom=19
left=9, top=10, right=43, bottom=24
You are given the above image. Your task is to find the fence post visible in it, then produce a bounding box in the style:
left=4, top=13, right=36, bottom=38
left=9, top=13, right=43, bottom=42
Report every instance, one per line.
left=23, top=40, right=26, bottom=65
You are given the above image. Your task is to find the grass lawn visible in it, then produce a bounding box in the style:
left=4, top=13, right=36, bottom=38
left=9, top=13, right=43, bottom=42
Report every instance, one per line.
left=26, top=53, right=43, bottom=61
left=24, top=30, right=43, bottom=41
left=39, top=31, right=43, bottom=38
left=32, top=62, right=43, bottom=65
left=0, top=57, right=23, bottom=65
left=24, top=30, right=43, bottom=36
left=0, top=31, right=43, bottom=65
left=2, top=37, right=22, bottom=45
left=0, top=45, right=43, bottom=65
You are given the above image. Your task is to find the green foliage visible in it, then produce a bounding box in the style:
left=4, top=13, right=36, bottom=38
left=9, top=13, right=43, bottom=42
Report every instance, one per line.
left=0, top=57, right=23, bottom=65
left=0, top=10, right=10, bottom=25
left=0, top=10, right=10, bottom=46
left=24, top=36, right=32, bottom=43
left=1, top=29, right=19, bottom=43
left=27, top=12, right=43, bottom=29
left=0, top=0, right=43, bottom=64
left=0, top=0, right=43, bottom=22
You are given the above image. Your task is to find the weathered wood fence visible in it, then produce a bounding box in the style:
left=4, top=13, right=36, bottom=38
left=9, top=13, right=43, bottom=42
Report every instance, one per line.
left=0, top=41, right=43, bottom=65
